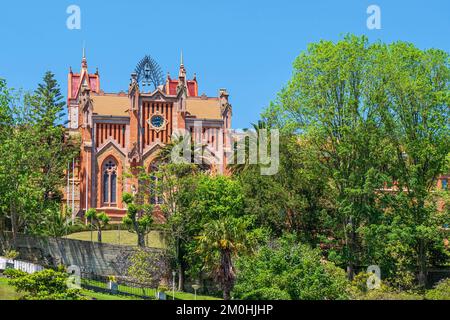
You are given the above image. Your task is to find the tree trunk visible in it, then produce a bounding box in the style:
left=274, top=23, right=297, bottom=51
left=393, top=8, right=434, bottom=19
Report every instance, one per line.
left=176, top=238, right=185, bottom=291
left=10, top=204, right=18, bottom=249
left=345, top=217, right=356, bottom=281
left=97, top=229, right=102, bottom=243
left=0, top=216, right=5, bottom=251
left=418, top=238, right=427, bottom=288
left=221, top=250, right=234, bottom=301
left=416, top=201, right=427, bottom=288
left=178, top=263, right=185, bottom=292
left=223, top=287, right=231, bottom=301
left=137, top=232, right=146, bottom=247
left=347, top=264, right=355, bottom=281
left=0, top=215, right=4, bottom=235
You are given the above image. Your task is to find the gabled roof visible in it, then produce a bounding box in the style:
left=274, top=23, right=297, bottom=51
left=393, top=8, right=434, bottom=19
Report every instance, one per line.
left=166, top=79, right=198, bottom=96
left=69, top=73, right=99, bottom=99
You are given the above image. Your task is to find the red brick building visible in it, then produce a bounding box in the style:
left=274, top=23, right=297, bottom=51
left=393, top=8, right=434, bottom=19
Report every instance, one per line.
left=64, top=53, right=233, bottom=222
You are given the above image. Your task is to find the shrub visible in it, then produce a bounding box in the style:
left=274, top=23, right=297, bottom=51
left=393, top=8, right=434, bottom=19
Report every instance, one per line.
left=349, top=273, right=422, bottom=300
left=127, top=248, right=167, bottom=288
left=8, top=268, right=85, bottom=300
left=425, top=279, right=450, bottom=300
left=361, top=285, right=422, bottom=300
left=3, top=268, right=27, bottom=279
left=348, top=272, right=372, bottom=298
left=233, top=234, right=350, bottom=300
left=241, top=288, right=291, bottom=300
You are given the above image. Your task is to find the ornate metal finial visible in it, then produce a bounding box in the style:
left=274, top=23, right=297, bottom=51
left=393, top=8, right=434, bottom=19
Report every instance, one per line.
left=180, top=50, right=184, bottom=66
left=135, top=55, right=165, bottom=92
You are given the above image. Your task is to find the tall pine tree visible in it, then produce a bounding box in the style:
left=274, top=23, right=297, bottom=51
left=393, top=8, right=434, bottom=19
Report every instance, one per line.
left=34, top=71, right=66, bottom=127
left=31, top=72, right=78, bottom=219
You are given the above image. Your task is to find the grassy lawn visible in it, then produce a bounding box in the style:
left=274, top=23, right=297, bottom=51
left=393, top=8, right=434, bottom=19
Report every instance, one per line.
left=167, top=291, right=222, bottom=301
left=82, top=278, right=156, bottom=298
left=1, top=275, right=220, bottom=300
left=0, top=277, right=22, bottom=300
left=81, top=289, right=141, bottom=300
left=82, top=278, right=221, bottom=300
left=1, top=276, right=141, bottom=300
left=65, top=230, right=167, bottom=248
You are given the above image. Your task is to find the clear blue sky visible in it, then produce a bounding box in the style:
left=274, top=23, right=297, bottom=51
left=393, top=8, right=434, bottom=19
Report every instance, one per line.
left=0, top=0, right=449, bottom=128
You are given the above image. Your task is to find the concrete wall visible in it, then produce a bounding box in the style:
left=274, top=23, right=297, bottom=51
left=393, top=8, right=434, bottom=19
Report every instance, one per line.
left=0, top=232, right=168, bottom=277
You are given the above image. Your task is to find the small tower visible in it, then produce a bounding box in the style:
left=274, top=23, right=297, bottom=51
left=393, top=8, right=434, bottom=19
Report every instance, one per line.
left=67, top=48, right=100, bottom=132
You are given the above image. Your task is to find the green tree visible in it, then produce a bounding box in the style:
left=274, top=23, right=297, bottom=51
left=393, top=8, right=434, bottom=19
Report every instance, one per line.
left=262, top=35, right=450, bottom=287
left=156, top=163, right=200, bottom=291
left=197, top=216, right=255, bottom=300
left=374, top=42, right=450, bottom=287
left=0, top=74, right=78, bottom=242
left=122, top=192, right=154, bottom=247
left=0, top=86, right=44, bottom=242
left=127, top=248, right=167, bottom=290
left=233, top=234, right=349, bottom=300
left=86, top=208, right=110, bottom=243
left=171, top=174, right=257, bottom=296
left=264, top=35, right=389, bottom=279
left=32, top=71, right=79, bottom=205
left=234, top=131, right=333, bottom=244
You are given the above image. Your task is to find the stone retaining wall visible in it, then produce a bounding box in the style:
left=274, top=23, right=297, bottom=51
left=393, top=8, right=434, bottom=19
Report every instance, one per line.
left=0, top=232, right=168, bottom=277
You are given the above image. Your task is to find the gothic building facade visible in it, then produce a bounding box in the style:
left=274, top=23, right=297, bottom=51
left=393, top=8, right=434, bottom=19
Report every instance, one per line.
left=64, top=54, right=232, bottom=222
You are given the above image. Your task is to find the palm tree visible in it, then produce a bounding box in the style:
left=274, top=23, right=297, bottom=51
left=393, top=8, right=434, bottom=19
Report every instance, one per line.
left=154, top=132, right=211, bottom=171
left=228, top=121, right=268, bottom=175
left=197, top=217, right=252, bottom=300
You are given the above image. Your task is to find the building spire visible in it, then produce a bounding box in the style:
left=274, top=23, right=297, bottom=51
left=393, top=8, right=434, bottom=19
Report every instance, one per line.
left=179, top=50, right=186, bottom=79
left=82, top=41, right=88, bottom=69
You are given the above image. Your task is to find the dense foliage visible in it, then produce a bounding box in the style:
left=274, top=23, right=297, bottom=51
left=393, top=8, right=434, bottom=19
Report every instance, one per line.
left=425, top=278, right=450, bottom=300
left=259, top=35, right=450, bottom=288
left=0, top=73, right=79, bottom=239
left=127, top=248, right=168, bottom=288
left=6, top=267, right=85, bottom=300
left=233, top=234, right=349, bottom=300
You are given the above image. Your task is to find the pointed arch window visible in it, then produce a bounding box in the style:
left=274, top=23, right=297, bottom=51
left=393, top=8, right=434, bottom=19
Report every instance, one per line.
left=103, top=159, right=118, bottom=206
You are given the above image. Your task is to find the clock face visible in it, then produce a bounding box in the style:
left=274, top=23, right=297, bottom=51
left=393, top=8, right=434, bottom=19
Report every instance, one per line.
left=150, top=115, right=165, bottom=129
